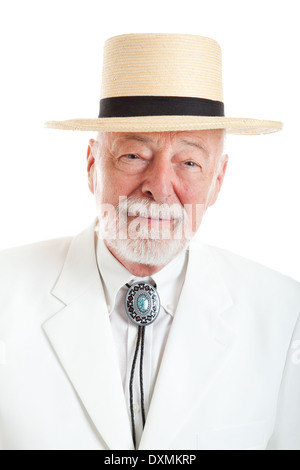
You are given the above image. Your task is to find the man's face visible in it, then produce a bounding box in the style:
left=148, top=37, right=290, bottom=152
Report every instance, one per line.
left=87, top=130, right=227, bottom=268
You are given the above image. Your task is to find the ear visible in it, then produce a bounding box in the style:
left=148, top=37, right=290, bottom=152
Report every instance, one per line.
left=208, top=154, right=229, bottom=207
left=87, top=139, right=96, bottom=194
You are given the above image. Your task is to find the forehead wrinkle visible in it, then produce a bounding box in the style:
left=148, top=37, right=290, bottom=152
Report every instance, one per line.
left=113, top=132, right=179, bottom=146
left=118, top=134, right=155, bottom=145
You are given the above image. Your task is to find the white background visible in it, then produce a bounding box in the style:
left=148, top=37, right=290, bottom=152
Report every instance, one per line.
left=0, top=0, right=299, bottom=280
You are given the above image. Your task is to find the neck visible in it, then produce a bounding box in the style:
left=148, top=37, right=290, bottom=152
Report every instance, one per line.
left=104, top=242, right=166, bottom=277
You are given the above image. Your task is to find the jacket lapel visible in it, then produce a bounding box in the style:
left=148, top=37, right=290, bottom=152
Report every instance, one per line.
left=42, top=223, right=237, bottom=450
left=42, top=223, right=133, bottom=450
left=139, top=241, right=237, bottom=449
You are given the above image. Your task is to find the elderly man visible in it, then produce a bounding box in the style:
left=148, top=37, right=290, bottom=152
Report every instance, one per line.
left=0, top=34, right=299, bottom=451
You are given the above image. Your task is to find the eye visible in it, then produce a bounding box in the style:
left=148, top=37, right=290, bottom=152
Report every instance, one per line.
left=124, top=154, right=139, bottom=160
left=116, top=153, right=148, bottom=174
left=118, top=153, right=142, bottom=165
left=183, top=161, right=202, bottom=171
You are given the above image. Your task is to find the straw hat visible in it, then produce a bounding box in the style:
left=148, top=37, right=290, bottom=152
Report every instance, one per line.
left=45, top=33, right=282, bottom=135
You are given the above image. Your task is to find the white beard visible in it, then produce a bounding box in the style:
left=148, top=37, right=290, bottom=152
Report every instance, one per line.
left=106, top=236, right=188, bottom=266
left=96, top=196, right=192, bottom=266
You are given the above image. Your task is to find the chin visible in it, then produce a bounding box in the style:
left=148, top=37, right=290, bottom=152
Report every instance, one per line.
left=105, top=237, right=188, bottom=267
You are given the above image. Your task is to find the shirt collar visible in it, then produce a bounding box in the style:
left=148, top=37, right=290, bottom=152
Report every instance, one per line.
left=96, top=238, right=135, bottom=313
left=96, top=238, right=188, bottom=316
left=151, top=249, right=188, bottom=316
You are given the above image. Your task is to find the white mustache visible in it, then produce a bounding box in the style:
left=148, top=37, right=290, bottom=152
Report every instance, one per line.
left=118, top=197, right=185, bottom=222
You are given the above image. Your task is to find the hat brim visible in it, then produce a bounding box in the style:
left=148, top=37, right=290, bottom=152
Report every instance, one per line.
left=44, top=116, right=282, bottom=135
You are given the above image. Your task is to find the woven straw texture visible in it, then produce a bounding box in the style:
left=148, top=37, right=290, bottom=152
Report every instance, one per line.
left=101, top=34, right=223, bottom=101
left=45, top=33, right=282, bottom=135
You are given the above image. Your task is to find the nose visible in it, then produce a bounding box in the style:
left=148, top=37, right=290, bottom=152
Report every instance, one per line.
left=141, top=154, right=175, bottom=203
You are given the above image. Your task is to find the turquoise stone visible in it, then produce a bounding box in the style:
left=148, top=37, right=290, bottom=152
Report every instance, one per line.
left=137, top=294, right=149, bottom=313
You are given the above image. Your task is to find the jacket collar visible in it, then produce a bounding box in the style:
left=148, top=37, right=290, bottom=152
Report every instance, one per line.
left=139, top=239, right=236, bottom=449
left=43, top=221, right=134, bottom=449
left=43, top=224, right=236, bottom=450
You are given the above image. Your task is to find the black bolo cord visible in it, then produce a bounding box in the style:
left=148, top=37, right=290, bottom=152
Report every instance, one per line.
left=139, top=325, right=146, bottom=428
left=129, top=325, right=145, bottom=449
left=126, top=281, right=156, bottom=449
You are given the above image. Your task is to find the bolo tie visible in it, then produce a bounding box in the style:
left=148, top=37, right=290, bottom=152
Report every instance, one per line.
left=125, top=281, right=160, bottom=449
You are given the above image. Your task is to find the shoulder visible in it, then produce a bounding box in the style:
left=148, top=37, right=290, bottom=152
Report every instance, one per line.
left=196, top=244, right=300, bottom=353
left=0, top=237, right=72, bottom=288
left=0, top=237, right=74, bottom=327
left=190, top=241, right=300, bottom=317
left=209, top=244, right=299, bottom=290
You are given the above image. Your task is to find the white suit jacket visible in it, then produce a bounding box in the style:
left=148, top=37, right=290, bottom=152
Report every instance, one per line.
left=0, top=222, right=299, bottom=450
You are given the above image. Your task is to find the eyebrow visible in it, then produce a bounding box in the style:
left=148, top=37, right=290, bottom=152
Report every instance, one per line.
left=109, top=135, right=151, bottom=155
left=115, top=134, right=210, bottom=157
left=179, top=139, right=209, bottom=157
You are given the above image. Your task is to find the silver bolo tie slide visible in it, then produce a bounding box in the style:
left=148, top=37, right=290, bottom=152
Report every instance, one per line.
left=124, top=281, right=160, bottom=449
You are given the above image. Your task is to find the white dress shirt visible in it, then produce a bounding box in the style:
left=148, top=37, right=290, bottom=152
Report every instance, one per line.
left=96, top=239, right=188, bottom=446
